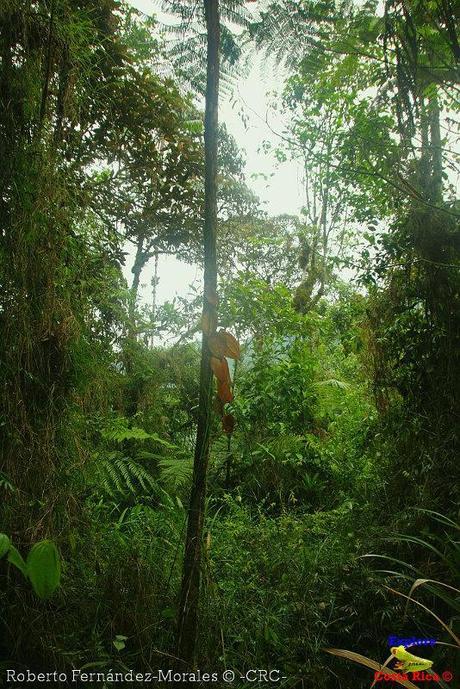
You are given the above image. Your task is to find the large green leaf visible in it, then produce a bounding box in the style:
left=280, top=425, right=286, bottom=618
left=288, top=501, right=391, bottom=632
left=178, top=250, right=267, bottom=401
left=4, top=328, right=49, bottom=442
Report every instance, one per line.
left=0, top=533, right=10, bottom=559
left=26, top=540, right=61, bottom=600
left=8, top=545, right=27, bottom=576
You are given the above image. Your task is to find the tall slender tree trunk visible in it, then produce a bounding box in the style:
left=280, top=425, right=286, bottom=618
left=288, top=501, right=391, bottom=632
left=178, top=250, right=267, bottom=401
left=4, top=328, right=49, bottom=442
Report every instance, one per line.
left=176, top=0, right=220, bottom=667
left=150, top=251, right=159, bottom=348
left=428, top=91, right=443, bottom=203
left=419, top=90, right=443, bottom=203
left=130, top=237, right=149, bottom=320
left=419, top=96, right=431, bottom=186
left=124, top=236, right=148, bottom=412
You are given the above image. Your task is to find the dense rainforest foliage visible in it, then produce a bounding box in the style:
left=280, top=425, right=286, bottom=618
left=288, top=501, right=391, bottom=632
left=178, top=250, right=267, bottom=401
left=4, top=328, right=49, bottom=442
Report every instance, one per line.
left=0, top=0, right=459, bottom=687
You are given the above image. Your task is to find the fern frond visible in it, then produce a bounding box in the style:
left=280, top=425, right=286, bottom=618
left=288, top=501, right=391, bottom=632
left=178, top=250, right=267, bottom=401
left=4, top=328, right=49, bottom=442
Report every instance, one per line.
left=249, top=0, right=343, bottom=71
left=91, top=454, right=158, bottom=498
left=315, top=378, right=350, bottom=390
left=101, top=418, right=177, bottom=448
left=158, top=458, right=193, bottom=489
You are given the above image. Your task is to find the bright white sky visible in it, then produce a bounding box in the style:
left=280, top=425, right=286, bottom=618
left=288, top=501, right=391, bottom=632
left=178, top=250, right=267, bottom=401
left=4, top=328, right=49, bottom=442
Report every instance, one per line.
left=125, top=0, right=304, bottom=306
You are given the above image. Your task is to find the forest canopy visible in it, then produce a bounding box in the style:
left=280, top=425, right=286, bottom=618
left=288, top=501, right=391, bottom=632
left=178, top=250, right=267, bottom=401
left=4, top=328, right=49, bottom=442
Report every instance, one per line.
left=0, top=0, right=459, bottom=687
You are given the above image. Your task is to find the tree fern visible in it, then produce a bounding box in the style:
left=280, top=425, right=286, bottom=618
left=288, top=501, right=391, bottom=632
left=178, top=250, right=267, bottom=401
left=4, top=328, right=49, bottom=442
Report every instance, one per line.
left=150, top=0, right=252, bottom=94
left=249, top=0, right=350, bottom=72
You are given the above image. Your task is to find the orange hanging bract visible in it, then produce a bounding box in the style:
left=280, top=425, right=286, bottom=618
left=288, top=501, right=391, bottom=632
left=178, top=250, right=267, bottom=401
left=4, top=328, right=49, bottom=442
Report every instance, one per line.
left=208, top=329, right=240, bottom=360
left=210, top=356, right=231, bottom=384
left=217, top=380, right=233, bottom=404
